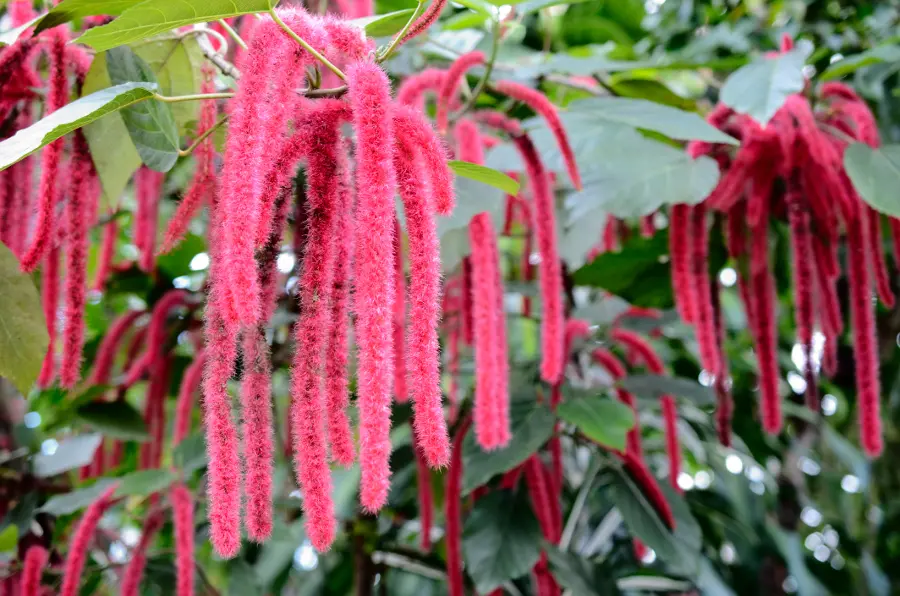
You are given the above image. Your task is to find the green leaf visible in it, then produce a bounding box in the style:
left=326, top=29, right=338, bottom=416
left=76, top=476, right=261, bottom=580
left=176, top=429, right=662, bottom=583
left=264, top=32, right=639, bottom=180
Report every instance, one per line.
left=434, top=175, right=505, bottom=271
left=106, top=46, right=179, bottom=171
left=32, top=433, right=103, bottom=478
left=820, top=45, right=900, bottom=80
left=350, top=8, right=416, bottom=37
left=114, top=468, right=177, bottom=498
left=0, top=14, right=44, bottom=46
left=173, top=431, right=208, bottom=474
left=462, top=397, right=555, bottom=494
left=0, top=244, right=49, bottom=395
left=557, top=395, right=634, bottom=450
left=77, top=0, right=274, bottom=50
left=76, top=399, right=149, bottom=441
left=454, top=0, right=495, bottom=16
left=719, top=44, right=809, bottom=125
left=555, top=97, right=738, bottom=145
left=35, top=0, right=139, bottom=33
left=619, top=374, right=716, bottom=407
left=544, top=546, right=615, bottom=595
left=449, top=160, right=521, bottom=195
left=0, top=525, right=18, bottom=553
left=0, top=82, right=156, bottom=171
left=862, top=552, right=891, bottom=596
left=462, top=490, right=543, bottom=593
left=228, top=559, right=262, bottom=596
left=768, top=523, right=828, bottom=596
left=843, top=143, right=900, bottom=218
left=40, top=479, right=117, bottom=516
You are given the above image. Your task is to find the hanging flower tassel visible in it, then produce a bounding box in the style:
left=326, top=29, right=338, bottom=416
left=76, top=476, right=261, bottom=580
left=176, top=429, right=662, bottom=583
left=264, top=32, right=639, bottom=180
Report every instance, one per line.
left=60, top=484, right=119, bottom=596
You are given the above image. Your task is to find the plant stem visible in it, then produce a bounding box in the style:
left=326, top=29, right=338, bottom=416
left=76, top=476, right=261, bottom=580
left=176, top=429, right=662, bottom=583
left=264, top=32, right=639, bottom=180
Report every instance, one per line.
left=378, top=0, right=426, bottom=63
left=217, top=18, right=247, bottom=51
left=456, top=17, right=501, bottom=117
left=269, top=8, right=347, bottom=82
left=560, top=458, right=601, bottom=550
left=179, top=115, right=228, bottom=156
left=154, top=92, right=235, bottom=103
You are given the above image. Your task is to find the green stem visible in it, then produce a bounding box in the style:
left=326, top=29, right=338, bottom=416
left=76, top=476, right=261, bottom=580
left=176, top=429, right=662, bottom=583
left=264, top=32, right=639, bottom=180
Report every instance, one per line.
left=154, top=91, right=235, bottom=103
left=179, top=115, right=228, bottom=156
left=378, top=0, right=426, bottom=63
left=218, top=18, right=247, bottom=51
left=269, top=8, right=347, bottom=82
left=455, top=18, right=500, bottom=116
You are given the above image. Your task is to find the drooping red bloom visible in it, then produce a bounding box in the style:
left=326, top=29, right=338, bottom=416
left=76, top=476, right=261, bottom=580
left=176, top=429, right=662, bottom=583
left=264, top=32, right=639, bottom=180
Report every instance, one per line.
left=661, top=395, right=681, bottom=492
left=414, top=443, right=433, bottom=551
left=174, top=350, right=206, bottom=445
left=93, top=217, right=118, bottom=291
left=120, top=510, right=164, bottom=596
left=90, top=310, right=144, bottom=385
left=397, top=0, right=447, bottom=47
left=162, top=67, right=218, bottom=254
left=469, top=212, right=511, bottom=450
left=445, top=417, right=471, bottom=596
left=124, top=289, right=190, bottom=386
left=593, top=348, right=642, bottom=458
left=461, top=257, right=474, bottom=345
left=393, top=107, right=451, bottom=467
left=454, top=117, right=486, bottom=165
left=19, top=31, right=67, bottom=273
left=348, top=60, right=398, bottom=512
left=36, top=243, right=60, bottom=388
left=134, top=167, right=164, bottom=273
left=688, top=204, right=722, bottom=376
left=786, top=187, right=819, bottom=411
left=495, top=80, right=582, bottom=190
left=60, top=134, right=96, bottom=388
left=396, top=68, right=446, bottom=110
left=60, top=484, right=118, bottom=596
left=524, top=455, right=561, bottom=543
left=865, top=207, right=894, bottom=308
left=170, top=482, right=195, bottom=596
left=393, top=221, right=408, bottom=403
left=514, top=135, right=565, bottom=384
left=437, top=51, right=485, bottom=133
left=140, top=354, right=172, bottom=470
left=240, top=330, right=274, bottom=542
left=20, top=545, right=48, bottom=596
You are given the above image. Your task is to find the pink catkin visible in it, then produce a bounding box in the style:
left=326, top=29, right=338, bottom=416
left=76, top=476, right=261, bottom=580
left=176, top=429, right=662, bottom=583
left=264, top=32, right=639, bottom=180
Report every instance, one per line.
left=162, top=67, right=217, bottom=254
left=348, top=61, right=397, bottom=512
left=19, top=32, right=67, bottom=273
left=469, top=212, right=510, bottom=450
left=593, top=348, right=643, bottom=458
left=414, top=443, right=433, bottom=551
left=36, top=243, right=60, bottom=388
left=524, top=455, right=560, bottom=543
left=290, top=103, right=347, bottom=550
left=398, top=0, right=447, bottom=47
left=174, top=350, right=206, bottom=444
left=689, top=204, right=721, bottom=376
left=120, top=511, right=164, bottom=596
left=134, top=167, right=164, bottom=273
left=20, top=545, right=48, bottom=596
left=461, top=257, right=474, bottom=345
left=865, top=207, right=894, bottom=307
left=396, top=68, right=446, bottom=110
left=60, top=135, right=95, bottom=388
left=170, top=483, right=195, bottom=596
left=446, top=417, right=471, bottom=596
left=394, top=107, right=451, bottom=467
left=90, top=310, right=144, bottom=384
left=397, top=108, right=455, bottom=216
left=93, top=217, right=118, bottom=291
left=436, top=51, right=485, bottom=133
left=514, top=135, right=564, bottom=384
left=495, top=80, right=582, bottom=190
left=124, top=289, right=190, bottom=386
left=661, top=395, right=681, bottom=492
left=669, top=205, right=695, bottom=323
left=750, top=216, right=782, bottom=434
left=241, top=330, right=274, bottom=542
left=454, top=118, right=485, bottom=165
left=393, top=221, right=408, bottom=403
left=60, top=485, right=118, bottom=596
left=324, top=149, right=356, bottom=468
left=786, top=189, right=819, bottom=411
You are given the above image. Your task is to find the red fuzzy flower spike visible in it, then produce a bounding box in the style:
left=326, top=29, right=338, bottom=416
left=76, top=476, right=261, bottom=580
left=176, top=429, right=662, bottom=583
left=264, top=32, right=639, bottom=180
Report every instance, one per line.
left=19, top=31, right=67, bottom=273
left=437, top=51, right=485, bottom=133
left=290, top=101, right=347, bottom=548
left=454, top=117, right=486, bottom=166
left=661, top=395, right=681, bottom=492
left=36, top=244, right=60, bottom=388
left=60, top=134, right=97, bottom=388
left=495, top=80, right=582, bottom=190
left=120, top=510, right=165, bottom=596
left=134, top=167, right=164, bottom=273
left=20, top=545, right=48, bottom=596
left=90, top=310, right=144, bottom=385
left=60, top=484, right=119, bottom=596
left=348, top=61, right=399, bottom=512
left=394, top=107, right=452, bottom=467
left=241, top=330, right=274, bottom=542
left=170, top=483, right=195, bottom=596
left=174, top=350, right=206, bottom=445
left=93, top=217, right=118, bottom=291
left=688, top=204, right=722, bottom=376
left=445, top=417, right=471, bottom=596
left=593, top=348, right=642, bottom=458
left=514, top=135, right=565, bottom=384
left=621, top=451, right=675, bottom=530
left=397, top=68, right=446, bottom=110
left=393, top=220, right=408, bottom=403
left=749, top=209, right=782, bottom=434
left=414, top=444, right=434, bottom=551
left=396, top=0, right=448, bottom=47
left=786, top=186, right=819, bottom=411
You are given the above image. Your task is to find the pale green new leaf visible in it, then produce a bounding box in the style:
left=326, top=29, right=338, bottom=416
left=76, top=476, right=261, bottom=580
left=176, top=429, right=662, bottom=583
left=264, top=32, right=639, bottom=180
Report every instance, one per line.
left=0, top=244, right=49, bottom=395
left=449, top=160, right=521, bottom=194
left=844, top=143, right=900, bottom=218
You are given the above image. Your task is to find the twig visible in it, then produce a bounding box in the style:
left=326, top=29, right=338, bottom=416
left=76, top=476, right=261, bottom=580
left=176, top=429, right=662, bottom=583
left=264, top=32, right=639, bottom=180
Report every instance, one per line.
left=179, top=115, right=228, bottom=156
left=560, top=458, right=602, bottom=550
left=378, top=0, right=426, bottom=63
left=155, top=92, right=235, bottom=103
left=200, top=45, right=242, bottom=80
left=371, top=551, right=446, bottom=581
left=217, top=18, right=247, bottom=51
left=455, top=18, right=501, bottom=117
left=581, top=508, right=623, bottom=556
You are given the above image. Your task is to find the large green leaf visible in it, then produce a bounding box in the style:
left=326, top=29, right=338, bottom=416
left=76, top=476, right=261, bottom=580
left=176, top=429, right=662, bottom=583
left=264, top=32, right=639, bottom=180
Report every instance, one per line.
left=32, top=434, right=103, bottom=478
left=619, top=374, right=716, bottom=407
left=449, top=160, right=521, bottom=195
left=545, top=97, right=738, bottom=145
left=462, top=490, right=543, bottom=593
left=0, top=82, right=156, bottom=171
left=434, top=175, right=505, bottom=271
left=106, top=46, right=180, bottom=171
left=557, top=395, right=634, bottom=451
left=350, top=8, right=416, bottom=37
left=173, top=431, right=208, bottom=474
left=820, top=45, right=900, bottom=80
left=40, top=479, right=117, bottom=516
left=114, top=468, right=177, bottom=498
left=462, top=395, right=555, bottom=494
left=544, top=546, right=616, bottom=595
left=35, top=0, right=140, bottom=33
left=843, top=143, right=900, bottom=218
left=719, top=44, right=809, bottom=125
left=77, top=0, right=274, bottom=50
left=0, top=245, right=49, bottom=395
left=76, top=399, right=149, bottom=441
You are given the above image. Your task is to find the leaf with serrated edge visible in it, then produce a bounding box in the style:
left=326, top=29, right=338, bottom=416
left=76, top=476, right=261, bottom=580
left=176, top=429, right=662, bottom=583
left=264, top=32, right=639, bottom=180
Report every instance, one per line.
left=0, top=245, right=49, bottom=395
left=0, top=82, right=156, bottom=171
